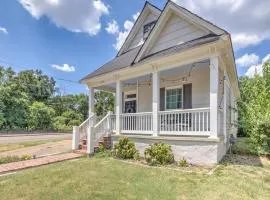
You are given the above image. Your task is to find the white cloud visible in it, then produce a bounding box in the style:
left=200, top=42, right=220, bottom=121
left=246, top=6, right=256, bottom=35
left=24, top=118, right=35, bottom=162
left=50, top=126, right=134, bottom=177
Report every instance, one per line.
left=245, top=54, right=270, bottom=78
left=106, top=20, right=119, bottom=34
left=51, top=64, right=75, bottom=72
left=236, top=53, right=259, bottom=67
left=0, top=26, right=8, bottom=34
left=172, top=0, right=270, bottom=50
left=107, top=12, right=140, bottom=51
left=19, top=0, right=109, bottom=36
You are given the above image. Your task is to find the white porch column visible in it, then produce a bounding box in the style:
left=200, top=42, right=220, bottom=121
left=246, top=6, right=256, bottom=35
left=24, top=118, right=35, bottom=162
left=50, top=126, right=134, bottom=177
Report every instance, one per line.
left=88, top=86, right=95, bottom=116
left=223, top=73, right=227, bottom=143
left=116, top=80, right=122, bottom=135
left=72, top=126, right=79, bottom=150
left=210, top=57, right=219, bottom=138
left=152, top=71, right=160, bottom=136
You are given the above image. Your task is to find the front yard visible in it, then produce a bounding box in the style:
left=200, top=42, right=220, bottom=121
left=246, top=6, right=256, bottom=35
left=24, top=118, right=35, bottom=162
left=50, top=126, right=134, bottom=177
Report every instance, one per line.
left=0, top=154, right=269, bottom=200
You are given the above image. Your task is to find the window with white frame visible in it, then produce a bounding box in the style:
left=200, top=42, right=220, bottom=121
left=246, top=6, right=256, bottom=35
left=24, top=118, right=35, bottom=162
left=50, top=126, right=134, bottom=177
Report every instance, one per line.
left=166, top=87, right=183, bottom=110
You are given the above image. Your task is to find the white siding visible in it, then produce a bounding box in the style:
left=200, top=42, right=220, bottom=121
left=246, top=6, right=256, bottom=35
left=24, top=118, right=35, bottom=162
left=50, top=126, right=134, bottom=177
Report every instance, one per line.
left=128, top=12, right=159, bottom=50
left=148, top=14, right=207, bottom=55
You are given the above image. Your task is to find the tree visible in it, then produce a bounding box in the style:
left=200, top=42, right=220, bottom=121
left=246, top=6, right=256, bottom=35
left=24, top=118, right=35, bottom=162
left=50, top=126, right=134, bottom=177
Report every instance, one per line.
left=237, top=62, right=270, bottom=154
left=94, top=91, right=114, bottom=116
left=0, top=67, right=29, bottom=129
left=49, top=94, right=88, bottom=120
left=53, top=110, right=83, bottom=131
left=17, top=70, right=55, bottom=103
left=28, top=102, right=55, bottom=130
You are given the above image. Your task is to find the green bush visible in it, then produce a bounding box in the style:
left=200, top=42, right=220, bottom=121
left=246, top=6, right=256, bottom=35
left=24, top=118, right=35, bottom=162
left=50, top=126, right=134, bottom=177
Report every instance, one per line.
left=113, top=137, right=138, bottom=159
left=53, top=110, right=83, bottom=131
left=179, top=158, right=189, bottom=167
left=144, top=143, right=174, bottom=166
left=251, top=121, right=270, bottom=155
left=95, top=144, right=111, bottom=158
left=237, top=63, right=270, bottom=155
left=21, top=154, right=32, bottom=160
left=28, top=101, right=55, bottom=130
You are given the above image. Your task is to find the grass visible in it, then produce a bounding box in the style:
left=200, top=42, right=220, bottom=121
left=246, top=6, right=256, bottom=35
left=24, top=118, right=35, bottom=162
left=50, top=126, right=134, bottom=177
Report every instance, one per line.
left=0, top=139, right=66, bottom=153
left=0, top=155, right=269, bottom=200
left=0, top=154, right=32, bottom=164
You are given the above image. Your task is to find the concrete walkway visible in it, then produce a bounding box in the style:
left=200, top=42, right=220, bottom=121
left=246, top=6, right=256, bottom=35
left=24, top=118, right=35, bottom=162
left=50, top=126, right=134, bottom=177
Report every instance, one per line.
left=0, top=140, right=72, bottom=157
left=0, top=153, right=82, bottom=174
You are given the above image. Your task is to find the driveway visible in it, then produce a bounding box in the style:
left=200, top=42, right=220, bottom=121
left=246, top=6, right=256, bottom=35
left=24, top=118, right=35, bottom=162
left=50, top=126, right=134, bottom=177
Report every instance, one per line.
left=0, top=133, right=72, bottom=144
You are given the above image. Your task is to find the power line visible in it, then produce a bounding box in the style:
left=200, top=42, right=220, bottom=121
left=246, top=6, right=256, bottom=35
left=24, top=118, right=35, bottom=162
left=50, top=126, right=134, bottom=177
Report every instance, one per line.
left=0, top=57, right=81, bottom=85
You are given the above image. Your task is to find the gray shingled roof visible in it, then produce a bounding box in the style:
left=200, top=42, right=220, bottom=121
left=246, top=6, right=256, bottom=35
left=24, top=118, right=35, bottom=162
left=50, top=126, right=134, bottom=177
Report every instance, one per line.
left=81, top=46, right=141, bottom=81
left=80, top=34, right=220, bottom=82
left=138, top=34, right=220, bottom=63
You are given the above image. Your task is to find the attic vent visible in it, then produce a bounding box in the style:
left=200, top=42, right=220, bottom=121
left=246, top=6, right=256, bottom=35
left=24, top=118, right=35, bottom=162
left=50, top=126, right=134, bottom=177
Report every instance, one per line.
left=143, top=20, right=156, bottom=39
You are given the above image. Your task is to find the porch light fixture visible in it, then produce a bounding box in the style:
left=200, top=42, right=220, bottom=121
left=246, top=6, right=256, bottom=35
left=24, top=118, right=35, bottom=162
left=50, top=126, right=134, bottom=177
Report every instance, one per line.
left=182, top=76, right=188, bottom=83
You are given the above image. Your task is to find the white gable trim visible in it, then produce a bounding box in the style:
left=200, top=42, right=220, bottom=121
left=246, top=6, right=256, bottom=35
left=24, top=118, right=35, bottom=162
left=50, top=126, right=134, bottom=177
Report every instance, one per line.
left=117, top=2, right=161, bottom=56
left=134, top=1, right=225, bottom=63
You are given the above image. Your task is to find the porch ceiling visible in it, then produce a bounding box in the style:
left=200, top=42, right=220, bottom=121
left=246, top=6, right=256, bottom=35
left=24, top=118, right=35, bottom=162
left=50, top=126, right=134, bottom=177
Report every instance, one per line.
left=96, top=59, right=210, bottom=92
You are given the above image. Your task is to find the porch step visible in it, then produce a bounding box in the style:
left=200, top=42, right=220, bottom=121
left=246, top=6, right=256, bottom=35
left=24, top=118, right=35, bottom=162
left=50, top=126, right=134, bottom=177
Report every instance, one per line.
left=76, top=135, right=112, bottom=155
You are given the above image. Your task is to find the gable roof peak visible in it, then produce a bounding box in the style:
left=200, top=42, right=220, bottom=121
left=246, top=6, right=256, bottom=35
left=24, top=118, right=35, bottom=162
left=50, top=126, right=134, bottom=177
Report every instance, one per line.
left=116, top=1, right=161, bottom=57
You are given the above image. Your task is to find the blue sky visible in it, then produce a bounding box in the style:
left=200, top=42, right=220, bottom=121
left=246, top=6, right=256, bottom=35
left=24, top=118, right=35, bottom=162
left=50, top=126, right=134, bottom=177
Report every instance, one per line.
left=0, top=0, right=269, bottom=94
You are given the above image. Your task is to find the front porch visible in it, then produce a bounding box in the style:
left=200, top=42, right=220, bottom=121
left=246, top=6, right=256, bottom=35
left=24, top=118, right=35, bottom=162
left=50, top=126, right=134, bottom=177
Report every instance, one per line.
left=93, top=57, right=225, bottom=138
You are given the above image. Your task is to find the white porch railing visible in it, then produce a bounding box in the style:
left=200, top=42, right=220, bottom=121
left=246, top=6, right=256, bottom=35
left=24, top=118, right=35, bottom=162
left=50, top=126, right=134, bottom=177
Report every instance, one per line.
left=78, top=114, right=96, bottom=140
left=73, top=108, right=212, bottom=151
left=109, top=114, right=116, bottom=133
left=159, top=108, right=210, bottom=136
left=120, top=112, right=153, bottom=134
left=92, top=112, right=111, bottom=142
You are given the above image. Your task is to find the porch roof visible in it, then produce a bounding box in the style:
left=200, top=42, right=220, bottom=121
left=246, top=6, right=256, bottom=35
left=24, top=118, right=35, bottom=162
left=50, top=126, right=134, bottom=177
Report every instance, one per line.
left=80, top=34, right=220, bottom=82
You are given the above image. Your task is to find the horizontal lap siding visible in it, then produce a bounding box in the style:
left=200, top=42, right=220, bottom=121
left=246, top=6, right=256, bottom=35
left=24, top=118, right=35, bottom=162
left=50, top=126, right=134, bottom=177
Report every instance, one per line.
left=128, top=12, right=159, bottom=50
left=148, top=14, right=207, bottom=55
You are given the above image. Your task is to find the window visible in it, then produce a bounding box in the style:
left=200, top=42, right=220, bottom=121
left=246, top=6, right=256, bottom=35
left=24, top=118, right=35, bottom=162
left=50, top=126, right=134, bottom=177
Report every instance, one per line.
left=126, top=94, right=136, bottom=99
left=143, top=20, right=156, bottom=39
left=166, top=87, right=183, bottom=110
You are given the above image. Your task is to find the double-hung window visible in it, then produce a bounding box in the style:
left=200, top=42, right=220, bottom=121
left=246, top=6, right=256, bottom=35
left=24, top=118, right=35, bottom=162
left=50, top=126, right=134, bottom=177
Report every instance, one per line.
left=166, top=87, right=183, bottom=110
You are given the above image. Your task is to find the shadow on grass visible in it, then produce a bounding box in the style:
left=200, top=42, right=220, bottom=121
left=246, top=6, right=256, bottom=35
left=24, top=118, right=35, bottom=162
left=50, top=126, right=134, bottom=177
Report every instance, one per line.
left=221, top=154, right=265, bottom=167
left=220, top=137, right=270, bottom=167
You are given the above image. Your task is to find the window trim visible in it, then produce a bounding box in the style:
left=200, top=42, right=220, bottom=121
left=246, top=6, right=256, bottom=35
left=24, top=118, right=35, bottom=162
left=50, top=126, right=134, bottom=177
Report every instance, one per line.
left=165, top=86, right=184, bottom=111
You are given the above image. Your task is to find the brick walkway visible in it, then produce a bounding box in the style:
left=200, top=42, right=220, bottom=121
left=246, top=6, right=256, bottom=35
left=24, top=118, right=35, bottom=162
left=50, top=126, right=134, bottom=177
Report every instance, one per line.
left=0, top=153, right=83, bottom=174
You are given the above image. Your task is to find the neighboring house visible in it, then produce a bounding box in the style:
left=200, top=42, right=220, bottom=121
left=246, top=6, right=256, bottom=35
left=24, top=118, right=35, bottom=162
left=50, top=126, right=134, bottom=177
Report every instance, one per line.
left=73, top=1, right=239, bottom=164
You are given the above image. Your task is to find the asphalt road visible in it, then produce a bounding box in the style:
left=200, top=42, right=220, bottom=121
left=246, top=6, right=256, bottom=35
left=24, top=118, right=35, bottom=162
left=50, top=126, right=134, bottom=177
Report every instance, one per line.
left=0, top=133, right=72, bottom=144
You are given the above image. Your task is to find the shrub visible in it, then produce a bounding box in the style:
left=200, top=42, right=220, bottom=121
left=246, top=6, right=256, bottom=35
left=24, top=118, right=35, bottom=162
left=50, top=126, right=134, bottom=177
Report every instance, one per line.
left=21, top=154, right=32, bottom=160
left=28, top=102, right=55, bottom=130
left=144, top=143, right=174, bottom=166
left=95, top=144, right=111, bottom=158
left=179, top=158, right=189, bottom=167
left=53, top=110, right=83, bottom=131
left=113, top=137, right=138, bottom=159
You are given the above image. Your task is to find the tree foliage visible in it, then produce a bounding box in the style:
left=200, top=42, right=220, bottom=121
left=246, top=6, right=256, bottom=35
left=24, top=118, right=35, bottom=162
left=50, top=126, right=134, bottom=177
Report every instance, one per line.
left=53, top=110, right=83, bottom=131
left=238, top=63, right=270, bottom=154
left=0, top=66, right=114, bottom=132
left=94, top=91, right=114, bottom=116
left=28, top=102, right=55, bottom=130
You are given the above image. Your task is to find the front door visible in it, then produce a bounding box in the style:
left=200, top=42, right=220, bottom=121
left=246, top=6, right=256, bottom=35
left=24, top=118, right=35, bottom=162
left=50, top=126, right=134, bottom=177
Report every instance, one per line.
left=124, top=100, right=136, bottom=130
left=124, top=100, right=136, bottom=113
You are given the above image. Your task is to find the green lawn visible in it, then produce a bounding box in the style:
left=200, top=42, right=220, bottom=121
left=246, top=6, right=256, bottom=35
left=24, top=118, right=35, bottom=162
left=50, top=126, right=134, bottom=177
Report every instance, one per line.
left=0, top=155, right=269, bottom=200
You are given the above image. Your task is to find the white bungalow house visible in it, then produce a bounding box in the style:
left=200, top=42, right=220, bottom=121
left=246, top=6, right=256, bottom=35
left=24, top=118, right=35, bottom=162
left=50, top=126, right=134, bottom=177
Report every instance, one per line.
left=72, top=1, right=239, bottom=164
